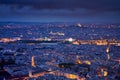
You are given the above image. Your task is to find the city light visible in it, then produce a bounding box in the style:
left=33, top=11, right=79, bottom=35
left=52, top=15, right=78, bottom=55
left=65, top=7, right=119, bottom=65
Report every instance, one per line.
left=0, top=23, right=120, bottom=80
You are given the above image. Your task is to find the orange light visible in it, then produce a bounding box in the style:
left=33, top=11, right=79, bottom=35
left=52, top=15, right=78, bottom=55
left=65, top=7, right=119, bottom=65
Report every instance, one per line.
left=73, top=41, right=79, bottom=45
left=101, top=69, right=108, bottom=77
left=83, top=60, right=91, bottom=65
left=76, top=60, right=82, bottom=64
left=67, top=74, right=77, bottom=79
left=31, top=56, right=35, bottom=67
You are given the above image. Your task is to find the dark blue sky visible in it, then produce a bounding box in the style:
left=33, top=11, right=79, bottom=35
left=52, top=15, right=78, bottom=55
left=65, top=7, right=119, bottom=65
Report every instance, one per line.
left=0, top=0, right=120, bottom=23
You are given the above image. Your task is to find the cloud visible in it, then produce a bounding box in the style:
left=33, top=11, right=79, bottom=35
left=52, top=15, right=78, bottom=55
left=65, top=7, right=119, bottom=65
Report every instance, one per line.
left=0, top=0, right=120, bottom=23
left=0, top=0, right=120, bottom=12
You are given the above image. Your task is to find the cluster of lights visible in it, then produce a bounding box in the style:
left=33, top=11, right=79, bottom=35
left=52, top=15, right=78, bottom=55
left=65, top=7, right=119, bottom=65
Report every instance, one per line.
left=0, top=37, right=21, bottom=43
left=97, top=68, right=108, bottom=77
left=76, top=60, right=91, bottom=65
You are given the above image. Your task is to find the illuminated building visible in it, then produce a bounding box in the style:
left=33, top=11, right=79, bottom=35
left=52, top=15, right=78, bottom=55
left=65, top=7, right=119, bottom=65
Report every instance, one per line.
left=31, top=56, right=35, bottom=67
left=66, top=38, right=75, bottom=42
left=76, top=23, right=82, bottom=27
left=106, top=44, right=110, bottom=60
left=98, top=68, right=108, bottom=77
left=76, top=59, right=82, bottom=64
left=83, top=60, right=91, bottom=65
left=29, top=70, right=32, bottom=77
left=72, top=41, right=80, bottom=45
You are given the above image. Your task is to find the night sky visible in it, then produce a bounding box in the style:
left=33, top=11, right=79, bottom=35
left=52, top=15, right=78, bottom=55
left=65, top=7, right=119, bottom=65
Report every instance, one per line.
left=0, top=0, right=120, bottom=23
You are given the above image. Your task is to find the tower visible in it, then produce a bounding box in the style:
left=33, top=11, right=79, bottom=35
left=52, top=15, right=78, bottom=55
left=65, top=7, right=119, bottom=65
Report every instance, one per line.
left=31, top=56, right=35, bottom=67
left=29, top=70, right=32, bottom=77
left=106, top=44, right=110, bottom=60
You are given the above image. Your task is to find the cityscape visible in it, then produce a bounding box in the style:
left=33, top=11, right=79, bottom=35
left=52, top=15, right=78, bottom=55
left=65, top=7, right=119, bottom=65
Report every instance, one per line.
left=0, top=23, right=120, bottom=80
left=0, top=0, right=120, bottom=80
